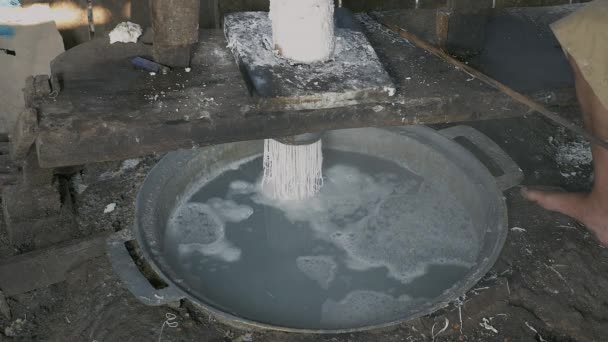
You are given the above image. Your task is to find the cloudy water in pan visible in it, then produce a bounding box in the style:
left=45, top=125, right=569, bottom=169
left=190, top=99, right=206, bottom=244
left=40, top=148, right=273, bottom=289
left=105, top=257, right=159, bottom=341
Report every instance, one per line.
left=164, top=149, right=480, bottom=329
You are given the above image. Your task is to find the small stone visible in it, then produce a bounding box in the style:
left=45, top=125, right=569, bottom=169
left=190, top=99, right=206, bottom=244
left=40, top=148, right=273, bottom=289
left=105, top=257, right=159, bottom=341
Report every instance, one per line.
left=185, top=67, right=191, bottom=73
left=104, top=203, right=117, bottom=214
left=166, top=300, right=181, bottom=309
left=4, top=318, right=26, bottom=337
left=149, top=72, right=156, bottom=76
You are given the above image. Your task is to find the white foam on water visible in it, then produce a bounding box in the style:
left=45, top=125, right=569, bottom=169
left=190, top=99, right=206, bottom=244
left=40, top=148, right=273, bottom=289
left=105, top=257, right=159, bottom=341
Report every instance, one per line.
left=168, top=203, right=225, bottom=244
left=228, top=180, right=258, bottom=197
left=296, top=255, right=338, bottom=290
left=321, top=290, right=416, bottom=327
left=250, top=164, right=478, bottom=284
left=168, top=199, right=253, bottom=263
left=230, top=180, right=254, bottom=192
left=179, top=240, right=242, bottom=263
left=207, top=198, right=254, bottom=222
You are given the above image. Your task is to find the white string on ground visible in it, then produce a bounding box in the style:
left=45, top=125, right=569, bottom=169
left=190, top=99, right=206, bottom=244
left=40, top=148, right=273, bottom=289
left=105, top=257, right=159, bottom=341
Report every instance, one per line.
left=480, top=317, right=498, bottom=334
left=262, top=139, right=323, bottom=201
left=158, top=312, right=179, bottom=342
left=544, top=263, right=575, bottom=294
left=431, top=317, right=449, bottom=342
left=454, top=295, right=466, bottom=334
left=525, top=321, right=547, bottom=342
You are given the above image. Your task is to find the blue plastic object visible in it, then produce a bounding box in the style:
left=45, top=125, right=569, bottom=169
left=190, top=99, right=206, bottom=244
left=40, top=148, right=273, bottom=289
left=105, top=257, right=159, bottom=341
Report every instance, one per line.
left=0, top=0, right=20, bottom=36
left=131, top=57, right=170, bottom=74
left=0, top=0, right=20, bottom=6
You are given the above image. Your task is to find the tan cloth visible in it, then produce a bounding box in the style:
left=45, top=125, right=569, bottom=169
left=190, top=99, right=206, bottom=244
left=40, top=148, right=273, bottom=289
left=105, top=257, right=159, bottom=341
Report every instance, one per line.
left=551, top=0, right=608, bottom=109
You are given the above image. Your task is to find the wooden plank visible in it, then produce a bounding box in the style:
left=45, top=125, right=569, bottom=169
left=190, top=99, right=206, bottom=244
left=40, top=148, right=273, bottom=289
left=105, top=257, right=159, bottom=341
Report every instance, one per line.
left=0, top=234, right=109, bottom=296
left=377, top=14, right=608, bottom=150
left=35, top=11, right=575, bottom=168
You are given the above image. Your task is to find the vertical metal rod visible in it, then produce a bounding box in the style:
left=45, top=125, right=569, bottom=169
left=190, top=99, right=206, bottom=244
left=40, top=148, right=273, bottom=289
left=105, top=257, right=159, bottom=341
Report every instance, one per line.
left=213, top=0, right=221, bottom=29
left=87, top=0, right=95, bottom=39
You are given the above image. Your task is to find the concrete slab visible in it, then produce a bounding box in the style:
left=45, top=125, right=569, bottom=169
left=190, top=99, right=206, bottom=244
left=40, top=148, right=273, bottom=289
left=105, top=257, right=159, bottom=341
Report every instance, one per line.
left=224, top=12, right=395, bottom=112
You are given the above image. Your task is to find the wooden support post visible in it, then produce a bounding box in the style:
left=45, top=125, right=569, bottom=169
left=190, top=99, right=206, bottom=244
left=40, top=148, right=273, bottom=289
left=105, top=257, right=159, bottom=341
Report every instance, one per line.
left=150, top=0, right=201, bottom=67
left=435, top=8, right=451, bottom=49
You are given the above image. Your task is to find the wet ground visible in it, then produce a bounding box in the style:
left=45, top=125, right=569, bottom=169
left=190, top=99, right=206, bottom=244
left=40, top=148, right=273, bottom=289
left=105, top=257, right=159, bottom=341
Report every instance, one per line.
left=1, top=111, right=608, bottom=341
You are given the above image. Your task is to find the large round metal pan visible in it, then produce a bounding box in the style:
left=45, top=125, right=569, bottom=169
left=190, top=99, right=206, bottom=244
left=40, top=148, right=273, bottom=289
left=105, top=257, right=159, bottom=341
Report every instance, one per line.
left=108, top=125, right=522, bottom=333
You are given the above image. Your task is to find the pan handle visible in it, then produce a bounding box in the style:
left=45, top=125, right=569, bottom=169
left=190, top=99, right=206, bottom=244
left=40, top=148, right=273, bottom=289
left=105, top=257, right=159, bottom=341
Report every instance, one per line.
left=439, top=125, right=523, bottom=191
left=107, top=230, right=186, bottom=306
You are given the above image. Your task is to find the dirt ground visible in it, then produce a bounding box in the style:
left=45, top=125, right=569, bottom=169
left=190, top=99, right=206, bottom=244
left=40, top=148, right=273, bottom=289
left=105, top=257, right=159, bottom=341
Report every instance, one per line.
left=1, top=113, right=608, bottom=342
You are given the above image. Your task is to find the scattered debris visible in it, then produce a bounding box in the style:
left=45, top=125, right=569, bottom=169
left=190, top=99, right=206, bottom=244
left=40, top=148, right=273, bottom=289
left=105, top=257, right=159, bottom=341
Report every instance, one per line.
left=479, top=317, right=498, bottom=334
left=149, top=72, right=157, bottom=76
left=431, top=317, right=449, bottom=342
left=4, top=317, right=26, bottom=337
left=185, top=67, right=192, bottom=73
left=121, top=159, right=141, bottom=171
left=472, top=286, right=490, bottom=293
left=0, top=289, right=11, bottom=319
left=555, top=140, right=592, bottom=168
left=104, top=203, right=117, bottom=214
left=233, top=332, right=254, bottom=342
left=109, top=21, right=143, bottom=44
left=524, top=321, right=547, bottom=342
left=545, top=263, right=574, bottom=294
left=453, top=295, right=465, bottom=334
left=511, top=227, right=527, bottom=232
left=70, top=173, right=88, bottom=195
left=99, top=159, right=141, bottom=180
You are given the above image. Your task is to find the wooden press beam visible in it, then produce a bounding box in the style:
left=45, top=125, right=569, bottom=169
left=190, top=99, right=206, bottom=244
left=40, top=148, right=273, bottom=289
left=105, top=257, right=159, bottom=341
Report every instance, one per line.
left=33, top=13, right=576, bottom=168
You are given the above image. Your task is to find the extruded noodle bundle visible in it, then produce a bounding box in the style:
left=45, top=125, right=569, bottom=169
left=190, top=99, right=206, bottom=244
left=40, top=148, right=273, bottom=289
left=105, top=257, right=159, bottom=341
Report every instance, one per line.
left=262, top=139, right=324, bottom=200
left=262, top=0, right=334, bottom=200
